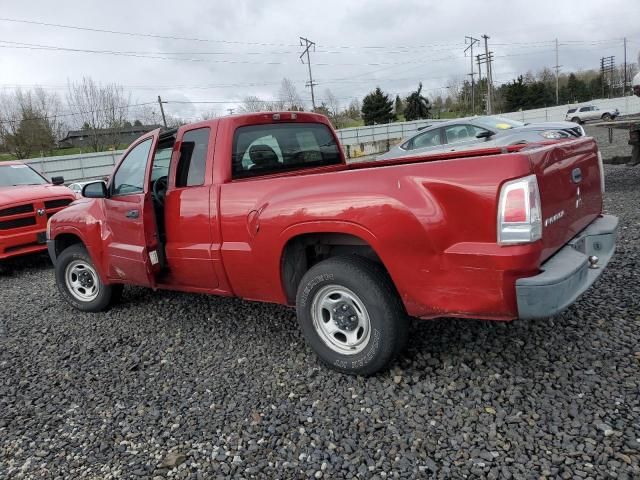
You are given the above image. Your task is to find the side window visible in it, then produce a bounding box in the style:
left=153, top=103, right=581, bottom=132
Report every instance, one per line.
left=112, top=139, right=152, bottom=196
left=176, top=128, right=210, bottom=187
left=411, top=129, right=442, bottom=149
left=232, top=123, right=341, bottom=178
left=579, top=107, right=589, bottom=112
left=444, top=125, right=481, bottom=144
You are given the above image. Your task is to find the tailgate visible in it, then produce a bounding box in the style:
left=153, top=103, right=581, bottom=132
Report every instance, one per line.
left=528, top=138, right=603, bottom=262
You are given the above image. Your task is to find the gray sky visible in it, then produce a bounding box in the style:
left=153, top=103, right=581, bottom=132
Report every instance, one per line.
left=1, top=0, right=639, bottom=121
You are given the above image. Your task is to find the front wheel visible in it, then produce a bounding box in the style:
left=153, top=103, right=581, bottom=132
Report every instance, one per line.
left=601, top=113, right=612, bottom=121
left=296, top=256, right=409, bottom=375
left=55, top=244, right=120, bottom=312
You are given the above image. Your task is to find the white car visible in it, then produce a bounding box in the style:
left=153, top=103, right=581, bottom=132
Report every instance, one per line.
left=565, top=105, right=619, bottom=124
left=68, top=181, right=97, bottom=196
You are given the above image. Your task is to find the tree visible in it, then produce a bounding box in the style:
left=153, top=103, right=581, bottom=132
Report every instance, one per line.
left=394, top=95, right=404, bottom=117
left=313, top=102, right=331, bottom=118
left=361, top=87, right=395, bottom=125
left=404, top=83, right=430, bottom=121
left=66, top=77, right=131, bottom=151
left=278, top=78, right=304, bottom=110
left=239, top=95, right=268, bottom=113
left=345, top=98, right=361, bottom=120
left=133, top=119, right=143, bottom=126
left=0, top=88, right=62, bottom=159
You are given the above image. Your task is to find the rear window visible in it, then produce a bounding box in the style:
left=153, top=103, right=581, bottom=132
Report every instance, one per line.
left=567, top=108, right=577, bottom=114
left=232, top=123, right=341, bottom=178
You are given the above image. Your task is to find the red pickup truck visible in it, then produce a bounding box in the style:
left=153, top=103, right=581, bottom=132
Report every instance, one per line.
left=47, top=112, right=617, bottom=374
left=0, top=162, right=75, bottom=261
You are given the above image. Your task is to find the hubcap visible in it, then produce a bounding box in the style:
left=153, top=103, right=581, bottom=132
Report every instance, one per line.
left=311, top=285, right=371, bottom=355
left=65, top=260, right=100, bottom=302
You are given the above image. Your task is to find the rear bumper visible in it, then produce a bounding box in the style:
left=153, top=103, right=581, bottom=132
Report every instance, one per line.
left=516, top=214, right=618, bottom=319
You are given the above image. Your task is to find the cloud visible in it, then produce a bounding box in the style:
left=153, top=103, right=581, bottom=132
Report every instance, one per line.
left=1, top=0, right=639, bottom=119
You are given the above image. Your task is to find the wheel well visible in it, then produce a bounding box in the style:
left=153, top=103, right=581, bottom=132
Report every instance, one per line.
left=281, top=233, right=384, bottom=304
left=54, top=233, right=83, bottom=256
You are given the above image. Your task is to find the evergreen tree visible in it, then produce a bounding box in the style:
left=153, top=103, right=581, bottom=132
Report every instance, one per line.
left=361, top=87, right=395, bottom=125
left=394, top=95, right=404, bottom=117
left=404, top=83, right=431, bottom=121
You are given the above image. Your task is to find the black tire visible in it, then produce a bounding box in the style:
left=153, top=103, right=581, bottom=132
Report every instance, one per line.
left=571, top=117, right=582, bottom=124
left=55, top=244, right=119, bottom=312
left=601, top=113, right=611, bottom=121
left=295, top=256, right=409, bottom=376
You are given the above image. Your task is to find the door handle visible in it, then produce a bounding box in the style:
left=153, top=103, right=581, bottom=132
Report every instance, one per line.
left=125, top=210, right=139, bottom=219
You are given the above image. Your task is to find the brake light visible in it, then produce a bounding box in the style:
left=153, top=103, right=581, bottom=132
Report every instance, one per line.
left=597, top=151, right=605, bottom=194
left=497, top=174, right=542, bottom=245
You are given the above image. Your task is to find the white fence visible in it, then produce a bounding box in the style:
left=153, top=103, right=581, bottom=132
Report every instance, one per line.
left=25, top=150, right=125, bottom=183
left=21, top=94, right=640, bottom=182
left=500, top=95, right=640, bottom=124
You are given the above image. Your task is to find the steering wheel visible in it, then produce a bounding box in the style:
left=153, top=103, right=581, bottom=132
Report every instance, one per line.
left=153, top=176, right=168, bottom=206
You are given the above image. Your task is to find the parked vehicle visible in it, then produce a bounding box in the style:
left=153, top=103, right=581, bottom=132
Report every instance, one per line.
left=565, top=105, right=619, bottom=124
left=68, top=181, right=95, bottom=196
left=47, top=112, right=617, bottom=375
left=0, top=162, right=75, bottom=260
left=377, top=115, right=585, bottom=160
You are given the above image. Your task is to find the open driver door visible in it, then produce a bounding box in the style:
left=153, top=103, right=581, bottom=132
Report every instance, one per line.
left=103, top=128, right=168, bottom=288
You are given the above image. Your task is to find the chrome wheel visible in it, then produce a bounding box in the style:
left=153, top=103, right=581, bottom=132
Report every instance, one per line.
left=65, top=260, right=100, bottom=302
left=311, top=285, right=371, bottom=355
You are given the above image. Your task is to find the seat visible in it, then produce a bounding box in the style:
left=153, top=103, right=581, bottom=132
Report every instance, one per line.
left=249, top=144, right=280, bottom=169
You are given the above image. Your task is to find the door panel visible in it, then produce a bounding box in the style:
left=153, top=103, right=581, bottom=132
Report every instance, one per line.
left=163, top=125, right=221, bottom=290
left=104, top=131, right=160, bottom=286
left=164, top=185, right=219, bottom=289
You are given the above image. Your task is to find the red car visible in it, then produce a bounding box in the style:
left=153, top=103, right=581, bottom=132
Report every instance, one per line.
left=47, top=112, right=617, bottom=374
left=0, top=162, right=75, bottom=261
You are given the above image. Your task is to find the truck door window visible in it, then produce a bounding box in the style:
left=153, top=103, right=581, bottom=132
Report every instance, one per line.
left=232, top=123, right=341, bottom=178
left=112, top=139, right=152, bottom=196
left=175, top=127, right=210, bottom=187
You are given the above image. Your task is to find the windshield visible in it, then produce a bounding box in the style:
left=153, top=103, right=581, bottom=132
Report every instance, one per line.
left=471, top=116, right=525, bottom=131
left=0, top=164, right=48, bottom=187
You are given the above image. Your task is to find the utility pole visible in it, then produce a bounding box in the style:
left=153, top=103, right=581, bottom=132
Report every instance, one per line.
left=482, top=35, right=492, bottom=114
left=465, top=36, right=479, bottom=114
left=554, top=38, right=561, bottom=105
left=600, top=56, right=615, bottom=98
left=623, top=37, right=628, bottom=96
left=157, top=95, right=167, bottom=128
left=299, top=37, right=317, bottom=111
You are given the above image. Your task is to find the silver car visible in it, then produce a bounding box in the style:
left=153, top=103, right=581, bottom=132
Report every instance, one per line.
left=377, top=116, right=585, bottom=160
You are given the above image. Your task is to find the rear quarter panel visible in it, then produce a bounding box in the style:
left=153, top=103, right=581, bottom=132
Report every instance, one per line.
left=219, top=151, right=535, bottom=319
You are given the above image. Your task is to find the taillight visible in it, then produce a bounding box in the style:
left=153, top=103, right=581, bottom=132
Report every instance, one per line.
left=497, top=174, right=542, bottom=245
left=597, top=151, right=605, bottom=194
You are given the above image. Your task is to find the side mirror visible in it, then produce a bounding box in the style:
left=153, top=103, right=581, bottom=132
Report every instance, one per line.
left=82, top=181, right=109, bottom=199
left=51, top=176, right=65, bottom=185
left=476, top=130, right=494, bottom=139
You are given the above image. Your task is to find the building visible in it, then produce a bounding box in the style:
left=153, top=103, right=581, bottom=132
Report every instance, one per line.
left=58, top=125, right=161, bottom=149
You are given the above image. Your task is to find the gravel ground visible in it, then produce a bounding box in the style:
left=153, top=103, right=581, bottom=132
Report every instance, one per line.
left=584, top=124, right=635, bottom=163
left=1, top=165, right=639, bottom=479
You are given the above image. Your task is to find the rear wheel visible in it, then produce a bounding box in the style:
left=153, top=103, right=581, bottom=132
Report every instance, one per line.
left=55, top=244, right=120, bottom=312
left=601, top=113, right=612, bottom=121
left=295, top=256, right=409, bottom=375
left=571, top=117, right=582, bottom=124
